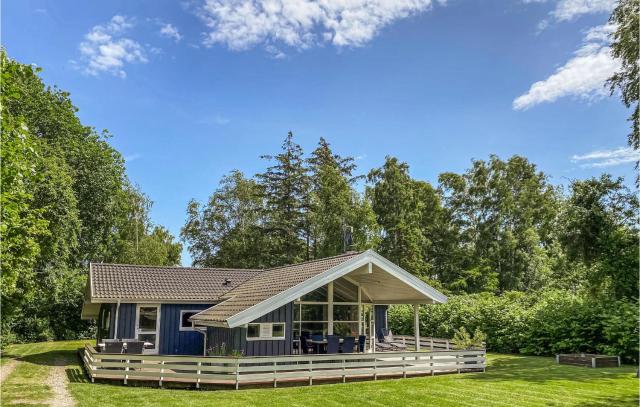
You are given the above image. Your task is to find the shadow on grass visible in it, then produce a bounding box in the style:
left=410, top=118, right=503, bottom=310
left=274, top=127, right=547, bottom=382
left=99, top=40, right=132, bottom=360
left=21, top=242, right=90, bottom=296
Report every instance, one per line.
left=3, top=349, right=78, bottom=367
left=574, top=394, right=639, bottom=406
left=469, top=355, right=635, bottom=384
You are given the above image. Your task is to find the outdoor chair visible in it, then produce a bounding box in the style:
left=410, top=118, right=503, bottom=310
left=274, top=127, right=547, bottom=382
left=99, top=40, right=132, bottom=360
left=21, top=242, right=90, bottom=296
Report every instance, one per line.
left=375, top=331, right=394, bottom=351
left=358, top=335, right=366, bottom=352
left=104, top=341, right=124, bottom=353
left=299, top=335, right=313, bottom=354
left=311, top=334, right=324, bottom=354
left=383, top=330, right=407, bottom=350
left=123, top=341, right=145, bottom=354
left=341, top=336, right=355, bottom=354
left=326, top=335, right=340, bottom=354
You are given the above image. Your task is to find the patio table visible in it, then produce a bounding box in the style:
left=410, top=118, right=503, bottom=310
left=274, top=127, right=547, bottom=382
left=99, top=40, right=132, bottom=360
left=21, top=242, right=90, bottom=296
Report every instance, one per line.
left=97, top=341, right=153, bottom=350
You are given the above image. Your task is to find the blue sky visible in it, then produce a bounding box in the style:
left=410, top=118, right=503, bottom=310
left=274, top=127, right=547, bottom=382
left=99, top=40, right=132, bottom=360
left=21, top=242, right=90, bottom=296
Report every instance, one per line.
left=4, top=0, right=636, bottom=265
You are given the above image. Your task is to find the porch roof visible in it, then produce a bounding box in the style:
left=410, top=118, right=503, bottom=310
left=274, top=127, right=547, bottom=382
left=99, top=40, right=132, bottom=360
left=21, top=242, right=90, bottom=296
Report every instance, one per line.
left=190, top=250, right=447, bottom=328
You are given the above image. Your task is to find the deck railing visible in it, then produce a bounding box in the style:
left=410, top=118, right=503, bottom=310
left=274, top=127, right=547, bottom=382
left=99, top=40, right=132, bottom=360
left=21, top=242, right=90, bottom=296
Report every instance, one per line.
left=81, top=343, right=486, bottom=389
left=392, top=336, right=486, bottom=351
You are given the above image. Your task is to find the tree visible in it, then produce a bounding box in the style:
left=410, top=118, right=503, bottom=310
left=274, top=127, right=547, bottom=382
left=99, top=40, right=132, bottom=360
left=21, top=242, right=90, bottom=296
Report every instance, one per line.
left=438, top=156, right=558, bottom=292
left=307, top=138, right=376, bottom=258
left=559, top=175, right=639, bottom=299
left=1, top=51, right=182, bottom=343
left=182, top=170, right=267, bottom=268
left=368, top=157, right=430, bottom=277
left=607, top=0, right=640, bottom=152
left=257, top=132, right=310, bottom=266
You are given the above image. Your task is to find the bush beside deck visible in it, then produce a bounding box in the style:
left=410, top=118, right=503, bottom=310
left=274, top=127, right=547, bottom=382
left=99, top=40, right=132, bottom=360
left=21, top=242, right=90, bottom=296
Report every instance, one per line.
left=1, top=340, right=638, bottom=407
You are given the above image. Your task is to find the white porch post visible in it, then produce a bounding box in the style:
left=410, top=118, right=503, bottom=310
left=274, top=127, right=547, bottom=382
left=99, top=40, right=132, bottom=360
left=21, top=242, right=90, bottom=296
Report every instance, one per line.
left=357, top=286, right=362, bottom=335
left=328, top=281, right=334, bottom=335
left=414, top=304, right=420, bottom=351
left=113, top=300, right=121, bottom=339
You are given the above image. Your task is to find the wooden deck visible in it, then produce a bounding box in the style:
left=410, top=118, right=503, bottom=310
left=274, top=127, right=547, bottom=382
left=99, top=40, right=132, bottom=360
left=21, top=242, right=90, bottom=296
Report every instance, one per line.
left=80, top=343, right=486, bottom=389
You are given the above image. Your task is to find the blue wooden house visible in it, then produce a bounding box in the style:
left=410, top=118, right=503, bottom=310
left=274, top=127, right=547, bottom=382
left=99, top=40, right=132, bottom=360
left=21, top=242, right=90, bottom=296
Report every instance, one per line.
left=81, top=250, right=446, bottom=356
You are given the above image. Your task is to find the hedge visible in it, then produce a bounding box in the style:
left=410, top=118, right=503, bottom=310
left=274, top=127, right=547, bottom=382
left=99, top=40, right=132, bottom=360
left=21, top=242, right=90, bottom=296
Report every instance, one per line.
left=388, top=290, right=639, bottom=363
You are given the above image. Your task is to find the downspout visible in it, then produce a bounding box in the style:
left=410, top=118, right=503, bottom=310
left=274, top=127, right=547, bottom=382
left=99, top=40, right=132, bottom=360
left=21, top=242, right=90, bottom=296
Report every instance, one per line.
left=113, top=300, right=121, bottom=339
left=193, top=321, right=207, bottom=356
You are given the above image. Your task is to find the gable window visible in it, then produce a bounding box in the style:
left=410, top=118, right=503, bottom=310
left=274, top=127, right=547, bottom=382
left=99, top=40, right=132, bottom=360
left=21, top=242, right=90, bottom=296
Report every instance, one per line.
left=246, top=323, right=286, bottom=340
left=179, top=310, right=199, bottom=331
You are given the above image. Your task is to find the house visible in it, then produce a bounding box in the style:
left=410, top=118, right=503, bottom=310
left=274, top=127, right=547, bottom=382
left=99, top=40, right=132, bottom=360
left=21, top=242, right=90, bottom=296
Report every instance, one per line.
left=81, top=250, right=447, bottom=356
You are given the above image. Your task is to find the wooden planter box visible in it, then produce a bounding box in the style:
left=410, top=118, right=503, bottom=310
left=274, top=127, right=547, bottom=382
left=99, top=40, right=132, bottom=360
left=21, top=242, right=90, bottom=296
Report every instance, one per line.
left=556, top=353, right=620, bottom=368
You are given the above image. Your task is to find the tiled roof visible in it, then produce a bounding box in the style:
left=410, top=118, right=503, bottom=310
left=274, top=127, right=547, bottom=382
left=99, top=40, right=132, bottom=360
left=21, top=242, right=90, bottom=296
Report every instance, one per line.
left=190, top=252, right=362, bottom=324
left=89, top=263, right=261, bottom=302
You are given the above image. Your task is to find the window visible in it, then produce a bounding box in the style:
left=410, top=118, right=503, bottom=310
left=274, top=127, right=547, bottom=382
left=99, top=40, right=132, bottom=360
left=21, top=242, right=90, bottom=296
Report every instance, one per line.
left=246, top=323, right=286, bottom=340
left=179, top=310, right=199, bottom=331
left=97, top=305, right=111, bottom=341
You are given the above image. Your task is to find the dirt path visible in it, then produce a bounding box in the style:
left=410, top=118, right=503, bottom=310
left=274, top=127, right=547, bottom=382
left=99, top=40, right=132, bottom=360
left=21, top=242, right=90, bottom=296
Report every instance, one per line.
left=47, top=359, right=75, bottom=407
left=0, top=359, right=18, bottom=384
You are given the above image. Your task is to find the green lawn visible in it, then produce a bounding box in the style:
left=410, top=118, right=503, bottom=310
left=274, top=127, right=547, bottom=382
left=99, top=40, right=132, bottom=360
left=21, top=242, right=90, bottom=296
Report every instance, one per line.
left=1, top=340, right=638, bottom=406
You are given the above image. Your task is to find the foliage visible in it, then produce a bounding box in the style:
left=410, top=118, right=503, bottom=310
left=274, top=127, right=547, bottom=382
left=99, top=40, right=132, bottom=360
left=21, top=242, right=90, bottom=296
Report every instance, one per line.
left=452, top=326, right=486, bottom=350
left=1, top=51, right=181, bottom=344
left=389, top=291, right=639, bottom=363
left=607, top=0, right=640, bottom=153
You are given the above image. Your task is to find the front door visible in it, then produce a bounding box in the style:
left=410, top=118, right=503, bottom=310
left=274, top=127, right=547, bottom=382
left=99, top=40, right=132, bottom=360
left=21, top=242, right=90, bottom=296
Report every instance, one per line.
left=136, top=304, right=160, bottom=354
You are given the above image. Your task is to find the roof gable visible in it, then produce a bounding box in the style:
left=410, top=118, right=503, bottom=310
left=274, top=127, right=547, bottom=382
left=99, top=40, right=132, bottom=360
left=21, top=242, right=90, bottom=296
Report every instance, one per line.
left=191, top=250, right=447, bottom=328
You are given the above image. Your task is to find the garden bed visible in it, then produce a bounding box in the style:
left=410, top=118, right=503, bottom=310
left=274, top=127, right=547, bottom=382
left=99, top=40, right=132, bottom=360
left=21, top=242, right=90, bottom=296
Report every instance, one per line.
left=556, top=353, right=620, bottom=368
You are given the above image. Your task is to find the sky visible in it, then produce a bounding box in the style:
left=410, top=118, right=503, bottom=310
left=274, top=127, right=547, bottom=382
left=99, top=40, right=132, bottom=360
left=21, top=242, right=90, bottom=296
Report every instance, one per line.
left=3, top=0, right=637, bottom=266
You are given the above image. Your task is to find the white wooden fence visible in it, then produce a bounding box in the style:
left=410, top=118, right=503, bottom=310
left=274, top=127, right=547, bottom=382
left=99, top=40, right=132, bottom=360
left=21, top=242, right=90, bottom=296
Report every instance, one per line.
left=81, top=343, right=486, bottom=389
left=392, top=336, right=486, bottom=351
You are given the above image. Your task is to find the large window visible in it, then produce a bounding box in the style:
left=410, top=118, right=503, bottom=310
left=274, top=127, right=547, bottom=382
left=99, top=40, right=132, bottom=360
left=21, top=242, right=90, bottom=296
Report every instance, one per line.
left=97, top=305, right=111, bottom=341
left=294, top=278, right=363, bottom=339
left=247, top=323, right=286, bottom=340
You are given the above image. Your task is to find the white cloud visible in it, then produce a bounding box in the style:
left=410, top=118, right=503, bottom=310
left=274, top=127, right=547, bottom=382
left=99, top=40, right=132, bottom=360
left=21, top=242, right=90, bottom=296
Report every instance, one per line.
left=160, top=23, right=183, bottom=42
left=513, top=24, right=619, bottom=110
left=551, top=0, right=617, bottom=21
left=78, top=15, right=148, bottom=78
left=124, top=153, right=142, bottom=162
left=197, top=0, right=443, bottom=53
left=571, top=147, right=640, bottom=168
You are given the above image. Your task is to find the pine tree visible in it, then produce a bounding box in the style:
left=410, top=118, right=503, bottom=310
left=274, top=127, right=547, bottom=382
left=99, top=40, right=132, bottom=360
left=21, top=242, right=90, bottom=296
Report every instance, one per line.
left=257, top=132, right=310, bottom=266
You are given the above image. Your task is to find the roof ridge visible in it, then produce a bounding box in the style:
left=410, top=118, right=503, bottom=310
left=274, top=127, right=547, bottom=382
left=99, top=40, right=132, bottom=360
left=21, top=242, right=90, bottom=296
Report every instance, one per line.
left=261, top=251, right=362, bottom=272
left=90, top=262, right=263, bottom=272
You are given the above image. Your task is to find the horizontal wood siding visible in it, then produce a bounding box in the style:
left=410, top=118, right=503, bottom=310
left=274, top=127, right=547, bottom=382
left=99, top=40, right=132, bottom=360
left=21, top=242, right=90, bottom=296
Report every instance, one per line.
left=245, top=303, right=293, bottom=356
left=116, top=304, right=136, bottom=339
left=160, top=304, right=212, bottom=355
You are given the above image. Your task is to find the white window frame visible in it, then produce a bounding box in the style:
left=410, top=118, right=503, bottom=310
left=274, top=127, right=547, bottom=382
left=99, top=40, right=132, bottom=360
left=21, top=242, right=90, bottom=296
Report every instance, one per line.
left=179, top=310, right=200, bottom=332
left=246, top=322, right=286, bottom=341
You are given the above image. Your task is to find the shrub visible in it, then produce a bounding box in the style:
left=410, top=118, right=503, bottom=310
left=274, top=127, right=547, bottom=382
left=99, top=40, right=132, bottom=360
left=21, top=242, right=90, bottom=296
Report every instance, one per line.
left=388, top=290, right=639, bottom=363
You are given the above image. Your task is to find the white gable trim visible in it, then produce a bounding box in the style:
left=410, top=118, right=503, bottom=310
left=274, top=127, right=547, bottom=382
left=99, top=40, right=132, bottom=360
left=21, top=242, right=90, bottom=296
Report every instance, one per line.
left=225, top=250, right=447, bottom=328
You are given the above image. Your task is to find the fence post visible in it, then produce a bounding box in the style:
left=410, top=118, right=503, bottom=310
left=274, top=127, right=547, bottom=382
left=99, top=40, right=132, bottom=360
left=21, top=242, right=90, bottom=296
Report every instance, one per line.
left=402, top=356, right=406, bottom=378
left=446, top=339, right=450, bottom=350
left=456, top=354, right=460, bottom=373
left=591, top=358, right=596, bottom=369
left=273, top=361, right=277, bottom=388
left=159, top=360, right=164, bottom=387
left=617, top=356, right=621, bottom=367
left=124, top=358, right=129, bottom=385
left=309, top=360, right=313, bottom=386
left=342, top=359, right=346, bottom=383
left=196, top=361, right=201, bottom=389
left=430, top=337, right=433, bottom=352
left=430, top=354, right=434, bottom=376
left=235, top=359, right=240, bottom=390
left=374, top=357, right=377, bottom=381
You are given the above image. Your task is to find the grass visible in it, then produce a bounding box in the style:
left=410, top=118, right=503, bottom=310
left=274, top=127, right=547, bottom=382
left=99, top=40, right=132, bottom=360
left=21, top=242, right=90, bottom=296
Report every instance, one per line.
left=1, top=340, right=638, bottom=406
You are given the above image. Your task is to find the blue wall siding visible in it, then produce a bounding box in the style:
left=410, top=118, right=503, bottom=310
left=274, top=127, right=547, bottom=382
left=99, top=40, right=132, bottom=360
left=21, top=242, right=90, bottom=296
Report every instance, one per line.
left=206, top=303, right=293, bottom=357
left=160, top=304, right=211, bottom=355
left=374, top=305, right=388, bottom=337
left=116, top=303, right=136, bottom=339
